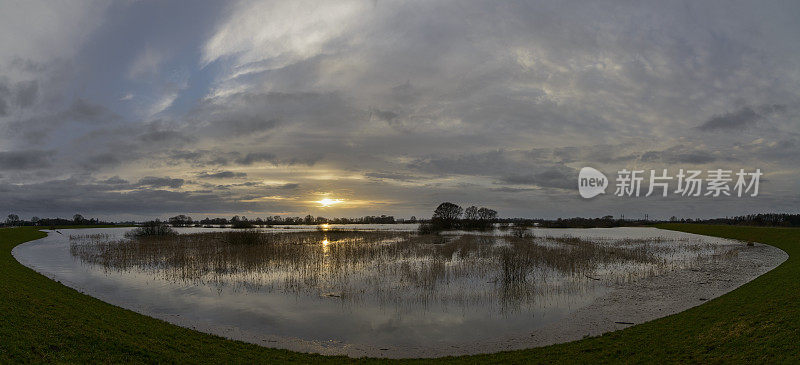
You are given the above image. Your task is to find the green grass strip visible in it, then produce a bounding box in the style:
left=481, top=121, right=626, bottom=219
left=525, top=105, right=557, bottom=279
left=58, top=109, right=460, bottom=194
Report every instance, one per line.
left=1, top=224, right=797, bottom=363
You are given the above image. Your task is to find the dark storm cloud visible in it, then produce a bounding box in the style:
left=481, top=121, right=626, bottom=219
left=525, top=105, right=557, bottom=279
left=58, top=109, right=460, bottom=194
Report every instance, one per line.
left=499, top=165, right=577, bottom=190
left=698, top=104, right=786, bottom=131
left=0, top=150, right=53, bottom=170
left=197, top=171, right=247, bottom=179
left=136, top=176, right=184, bottom=189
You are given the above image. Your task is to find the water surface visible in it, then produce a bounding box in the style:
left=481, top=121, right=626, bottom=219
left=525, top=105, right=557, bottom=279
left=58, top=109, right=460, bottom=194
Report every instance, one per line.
left=13, top=226, right=749, bottom=351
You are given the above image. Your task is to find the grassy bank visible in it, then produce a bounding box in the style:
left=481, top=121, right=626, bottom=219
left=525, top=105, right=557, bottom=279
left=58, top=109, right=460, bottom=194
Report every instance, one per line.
left=1, top=224, right=798, bottom=363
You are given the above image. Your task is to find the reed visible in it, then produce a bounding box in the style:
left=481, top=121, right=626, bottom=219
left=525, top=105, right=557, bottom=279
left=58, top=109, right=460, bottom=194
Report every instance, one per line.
left=69, top=230, right=743, bottom=311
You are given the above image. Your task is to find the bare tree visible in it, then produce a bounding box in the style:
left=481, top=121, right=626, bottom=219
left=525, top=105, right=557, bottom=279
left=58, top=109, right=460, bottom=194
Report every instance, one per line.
left=6, top=214, right=20, bottom=226
left=464, top=206, right=479, bottom=220
left=477, top=207, right=497, bottom=221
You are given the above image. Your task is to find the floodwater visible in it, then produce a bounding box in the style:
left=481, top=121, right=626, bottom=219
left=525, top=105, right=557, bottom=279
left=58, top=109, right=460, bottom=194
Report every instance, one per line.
left=13, top=226, right=756, bottom=354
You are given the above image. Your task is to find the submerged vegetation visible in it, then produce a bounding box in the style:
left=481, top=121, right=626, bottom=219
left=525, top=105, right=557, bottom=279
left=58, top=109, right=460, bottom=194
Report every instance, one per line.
left=69, top=228, right=743, bottom=312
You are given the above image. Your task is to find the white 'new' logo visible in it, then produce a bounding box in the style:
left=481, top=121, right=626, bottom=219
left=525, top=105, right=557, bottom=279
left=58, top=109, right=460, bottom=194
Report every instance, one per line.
left=578, top=167, right=608, bottom=198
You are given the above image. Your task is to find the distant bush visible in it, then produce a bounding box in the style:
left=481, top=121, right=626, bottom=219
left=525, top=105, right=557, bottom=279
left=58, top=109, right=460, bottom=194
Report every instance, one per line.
left=417, top=222, right=439, bottom=235
left=125, top=221, right=176, bottom=237
left=510, top=225, right=533, bottom=238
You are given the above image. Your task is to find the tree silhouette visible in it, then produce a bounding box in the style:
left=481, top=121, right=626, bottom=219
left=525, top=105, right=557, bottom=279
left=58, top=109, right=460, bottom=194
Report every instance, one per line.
left=477, top=207, right=497, bottom=221
left=6, top=214, right=20, bottom=226
left=432, top=202, right=463, bottom=229
left=464, top=206, right=479, bottom=221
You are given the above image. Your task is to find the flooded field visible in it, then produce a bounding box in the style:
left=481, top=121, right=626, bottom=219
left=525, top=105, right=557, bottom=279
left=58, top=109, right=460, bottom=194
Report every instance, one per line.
left=13, top=226, right=786, bottom=357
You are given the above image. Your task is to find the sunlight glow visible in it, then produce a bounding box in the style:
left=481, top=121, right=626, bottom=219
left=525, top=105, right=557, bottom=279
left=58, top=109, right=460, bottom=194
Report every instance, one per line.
left=317, top=198, right=344, bottom=207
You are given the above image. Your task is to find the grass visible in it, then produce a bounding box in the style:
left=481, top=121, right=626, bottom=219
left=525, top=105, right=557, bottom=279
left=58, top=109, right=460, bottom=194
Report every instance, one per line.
left=1, top=224, right=798, bottom=363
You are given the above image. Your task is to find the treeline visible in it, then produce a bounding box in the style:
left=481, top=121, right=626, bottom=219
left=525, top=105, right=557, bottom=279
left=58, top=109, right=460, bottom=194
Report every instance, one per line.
left=512, top=216, right=650, bottom=228
left=166, top=214, right=402, bottom=228
left=5, top=211, right=799, bottom=230
left=2, top=214, right=116, bottom=228
left=691, top=214, right=800, bottom=227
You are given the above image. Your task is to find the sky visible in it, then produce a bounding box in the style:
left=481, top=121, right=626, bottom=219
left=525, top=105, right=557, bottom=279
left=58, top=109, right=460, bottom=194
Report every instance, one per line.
left=1, top=0, right=799, bottom=221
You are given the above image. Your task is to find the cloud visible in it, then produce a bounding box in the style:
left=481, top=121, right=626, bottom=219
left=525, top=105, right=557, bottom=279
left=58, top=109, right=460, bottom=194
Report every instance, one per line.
left=2, top=1, right=800, bottom=219
left=137, top=121, right=193, bottom=144
left=639, top=145, right=725, bottom=164
left=101, top=176, right=129, bottom=185
left=0, top=178, right=277, bottom=218
left=234, top=152, right=321, bottom=167
left=0, top=80, right=39, bottom=115
left=64, top=98, right=119, bottom=123
left=0, top=150, right=53, bottom=170
left=499, top=165, right=577, bottom=190
left=365, top=171, right=421, bottom=182
left=135, top=176, right=185, bottom=189
left=201, top=0, right=367, bottom=69
left=370, top=109, right=399, bottom=122
left=128, top=45, right=167, bottom=79
left=410, top=150, right=579, bottom=190
left=698, top=104, right=786, bottom=131
left=197, top=171, right=247, bottom=179
left=234, top=152, right=277, bottom=165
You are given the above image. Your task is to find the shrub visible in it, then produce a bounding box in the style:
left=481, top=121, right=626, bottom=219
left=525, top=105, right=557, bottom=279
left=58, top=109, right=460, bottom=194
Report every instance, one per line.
left=510, top=225, right=530, bottom=238
left=125, top=221, right=176, bottom=237
left=417, top=222, right=439, bottom=235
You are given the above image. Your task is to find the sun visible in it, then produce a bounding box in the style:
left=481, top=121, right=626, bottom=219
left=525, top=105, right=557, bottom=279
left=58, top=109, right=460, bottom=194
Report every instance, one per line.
left=317, top=198, right=344, bottom=207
